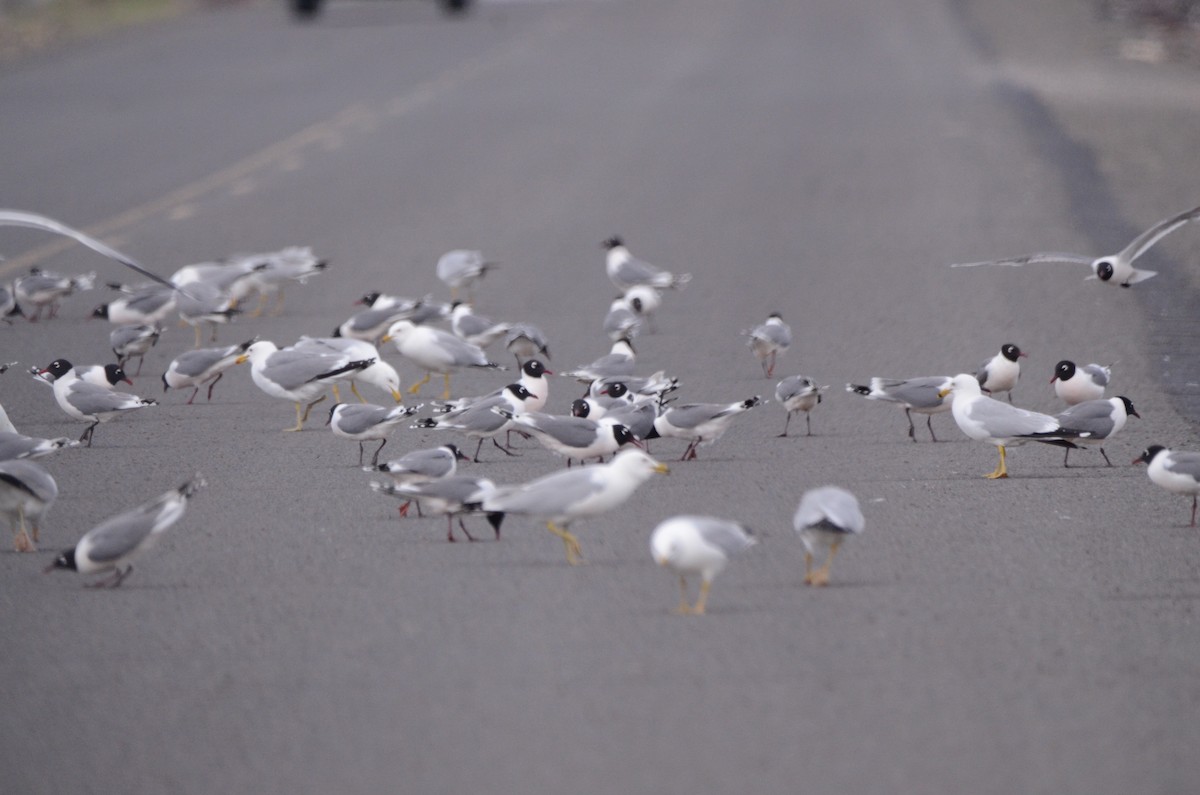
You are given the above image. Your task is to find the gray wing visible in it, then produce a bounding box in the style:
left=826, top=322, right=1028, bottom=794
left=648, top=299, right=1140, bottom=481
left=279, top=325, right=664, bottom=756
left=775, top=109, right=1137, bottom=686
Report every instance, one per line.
left=950, top=252, right=1094, bottom=269
left=794, top=486, right=864, bottom=534
left=431, top=329, right=492, bottom=366
left=1055, top=401, right=1116, bottom=438
left=604, top=402, right=658, bottom=439
left=751, top=323, right=791, bottom=347
left=692, top=517, right=755, bottom=556
left=1163, top=452, right=1200, bottom=481
left=1119, top=204, right=1200, bottom=263
left=66, top=381, right=146, bottom=415
left=1081, top=364, right=1111, bottom=388
left=519, top=414, right=602, bottom=448
left=401, top=476, right=493, bottom=504
left=662, top=403, right=730, bottom=429
left=109, top=324, right=153, bottom=349
left=0, top=432, right=70, bottom=462
left=172, top=348, right=232, bottom=378
left=17, top=273, right=67, bottom=294
left=0, top=210, right=179, bottom=291
left=125, top=288, right=176, bottom=314
left=775, top=375, right=809, bottom=402
left=335, top=404, right=393, bottom=434
left=0, top=459, right=58, bottom=501
left=965, top=397, right=1060, bottom=437
left=455, top=312, right=495, bottom=338
left=485, top=467, right=606, bottom=515
left=82, top=510, right=158, bottom=562
left=261, top=350, right=343, bottom=389
left=879, top=377, right=949, bottom=410
left=390, top=448, right=455, bottom=478
left=613, top=256, right=666, bottom=285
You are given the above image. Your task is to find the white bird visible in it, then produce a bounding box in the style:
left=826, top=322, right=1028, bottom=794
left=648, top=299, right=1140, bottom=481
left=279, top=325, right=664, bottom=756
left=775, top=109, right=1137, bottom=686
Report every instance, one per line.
left=481, top=448, right=670, bottom=564
left=602, top=237, right=691, bottom=291
left=774, top=375, right=828, bottom=437
left=744, top=313, right=792, bottom=378
left=939, top=373, right=1090, bottom=479
left=1045, top=396, right=1139, bottom=467
left=110, top=324, right=162, bottom=376
left=170, top=255, right=263, bottom=307
left=163, top=340, right=252, bottom=404
left=651, top=515, right=756, bottom=614
left=38, top=359, right=157, bottom=447
left=601, top=296, right=642, bottom=341
left=623, top=284, right=662, bottom=333
left=294, top=337, right=403, bottom=404
left=326, top=402, right=419, bottom=466
left=449, top=302, right=512, bottom=349
left=15, top=268, right=95, bottom=321
left=975, top=343, right=1026, bottom=402
left=648, top=396, right=763, bottom=460
left=0, top=459, right=58, bottom=552
left=950, top=204, right=1200, bottom=287
left=238, top=341, right=374, bottom=432
left=437, top=249, right=496, bottom=301
left=371, top=476, right=496, bottom=542
left=334, top=302, right=422, bottom=344
left=793, top=486, right=864, bottom=587
left=383, top=320, right=503, bottom=400
left=505, top=323, right=551, bottom=366
left=1052, top=360, right=1111, bottom=405
left=411, top=383, right=535, bottom=462
left=1133, top=445, right=1200, bottom=526
left=44, top=475, right=205, bottom=587
left=846, top=376, right=953, bottom=442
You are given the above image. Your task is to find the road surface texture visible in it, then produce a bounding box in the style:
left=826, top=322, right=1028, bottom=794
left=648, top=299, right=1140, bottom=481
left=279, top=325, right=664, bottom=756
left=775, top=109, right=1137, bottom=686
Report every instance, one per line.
left=2, top=0, right=1199, bottom=792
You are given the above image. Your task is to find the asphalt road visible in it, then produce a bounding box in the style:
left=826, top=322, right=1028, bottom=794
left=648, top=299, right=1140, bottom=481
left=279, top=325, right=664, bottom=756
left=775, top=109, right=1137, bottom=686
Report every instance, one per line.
left=2, top=0, right=1200, bottom=792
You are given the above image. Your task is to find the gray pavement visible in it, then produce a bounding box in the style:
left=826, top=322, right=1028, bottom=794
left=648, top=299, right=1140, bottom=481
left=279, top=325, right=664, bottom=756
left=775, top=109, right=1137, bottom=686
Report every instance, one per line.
left=2, top=0, right=1199, bottom=792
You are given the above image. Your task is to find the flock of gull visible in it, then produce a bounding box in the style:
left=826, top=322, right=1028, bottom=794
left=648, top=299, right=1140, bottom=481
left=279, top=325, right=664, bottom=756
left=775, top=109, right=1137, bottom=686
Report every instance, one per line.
left=2, top=203, right=1200, bottom=613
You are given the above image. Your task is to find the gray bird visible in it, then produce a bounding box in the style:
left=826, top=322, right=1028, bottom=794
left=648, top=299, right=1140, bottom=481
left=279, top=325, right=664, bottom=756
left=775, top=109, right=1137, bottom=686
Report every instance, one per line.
left=369, top=443, right=470, bottom=518
left=0, top=459, right=58, bottom=552
left=44, top=476, right=205, bottom=587
left=744, top=313, right=792, bottom=378
left=505, top=323, right=551, bottom=366
left=39, top=359, right=157, bottom=447
left=327, top=402, right=419, bottom=465
left=498, top=409, right=640, bottom=466
left=647, top=396, right=763, bottom=461
left=163, top=340, right=254, bottom=404
left=793, top=486, right=864, bottom=587
left=846, top=376, right=953, bottom=442
left=436, top=249, right=497, bottom=302
left=0, top=431, right=76, bottom=462
left=1041, top=396, right=1139, bottom=467
left=110, top=324, right=162, bottom=376
left=411, top=383, right=534, bottom=462
left=602, top=237, right=691, bottom=291
left=371, top=475, right=496, bottom=542
left=775, top=375, right=828, bottom=437
left=1133, top=445, right=1200, bottom=526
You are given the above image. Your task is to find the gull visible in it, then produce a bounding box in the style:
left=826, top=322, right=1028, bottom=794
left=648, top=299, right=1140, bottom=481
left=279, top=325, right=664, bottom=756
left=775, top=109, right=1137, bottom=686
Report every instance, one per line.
left=0, top=209, right=179, bottom=292
left=563, top=338, right=636, bottom=385
left=44, top=475, right=205, bottom=587
left=163, top=340, right=252, bottom=404
left=950, top=203, right=1200, bottom=287
left=775, top=375, right=828, bottom=437
left=411, top=383, right=535, bottom=462
left=1052, top=360, right=1112, bottom=405
left=602, top=237, right=691, bottom=291
left=1042, top=396, right=1139, bottom=467
left=38, top=359, right=157, bottom=446
left=383, top=320, right=503, bottom=400
left=647, top=396, right=763, bottom=460
left=938, top=373, right=1090, bottom=479
left=794, top=486, right=864, bottom=586
left=238, top=341, right=374, bottom=432
left=593, top=397, right=660, bottom=442
left=92, top=285, right=177, bottom=327
left=602, top=296, right=642, bottom=341
left=0, top=459, right=58, bottom=552
left=15, top=268, right=95, bottom=321
left=334, top=302, right=422, bottom=344
left=241, top=246, right=328, bottom=317
left=743, top=313, right=792, bottom=378
left=497, top=409, right=640, bottom=466
left=294, top=337, right=403, bottom=404
left=846, top=376, right=953, bottom=442
left=170, top=255, right=263, bottom=307
left=175, top=280, right=239, bottom=347
left=590, top=371, right=678, bottom=401
left=651, top=515, right=755, bottom=614
left=1133, top=445, right=1200, bottom=526
left=32, top=362, right=132, bottom=389
left=449, top=302, right=512, bottom=349
left=505, top=323, right=551, bottom=366
left=0, top=431, right=76, bottom=462
left=327, top=402, right=419, bottom=465
left=623, top=285, right=661, bottom=333
left=370, top=443, right=470, bottom=517
left=110, top=324, right=161, bottom=376
left=481, top=448, right=669, bottom=564
left=975, top=343, right=1026, bottom=402
left=437, top=249, right=497, bottom=301
left=433, top=359, right=552, bottom=415
left=371, top=476, right=496, bottom=542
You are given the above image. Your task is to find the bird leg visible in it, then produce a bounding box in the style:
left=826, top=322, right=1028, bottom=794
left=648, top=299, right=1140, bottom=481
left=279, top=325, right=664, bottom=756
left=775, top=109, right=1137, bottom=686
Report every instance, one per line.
left=471, top=438, right=486, bottom=463
left=397, top=500, right=412, bottom=518
left=806, top=413, right=813, bottom=437
left=455, top=517, right=476, bottom=542
left=408, top=372, right=431, bottom=395
left=87, top=565, right=131, bottom=588
left=441, top=373, right=452, bottom=401
left=206, top=372, right=224, bottom=401
left=778, top=412, right=792, bottom=438
left=356, top=442, right=365, bottom=467
left=371, top=439, right=387, bottom=466
left=547, top=521, right=583, bottom=565
left=133, top=355, right=145, bottom=377
left=803, top=552, right=814, bottom=584
left=350, top=381, right=366, bottom=403
left=331, top=384, right=342, bottom=403
left=268, top=289, right=286, bottom=317
left=807, top=541, right=841, bottom=587
left=492, top=438, right=519, bottom=457
left=1100, top=447, right=1112, bottom=467
left=193, top=324, right=203, bottom=349
left=247, top=293, right=268, bottom=318
left=681, top=441, right=699, bottom=461
left=1063, top=447, right=1071, bottom=467
left=12, top=508, right=34, bottom=553
left=767, top=351, right=777, bottom=378
left=926, top=415, right=938, bottom=442
left=285, top=403, right=306, bottom=432
left=673, top=575, right=693, bottom=614
left=905, top=408, right=916, bottom=442
left=298, top=395, right=326, bottom=425
left=80, top=422, right=98, bottom=447
left=692, top=580, right=712, bottom=614
left=1191, top=495, right=1197, bottom=528
left=986, top=445, right=1008, bottom=479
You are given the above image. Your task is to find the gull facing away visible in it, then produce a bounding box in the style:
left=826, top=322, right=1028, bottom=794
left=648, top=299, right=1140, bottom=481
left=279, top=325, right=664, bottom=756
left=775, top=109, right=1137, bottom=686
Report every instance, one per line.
left=505, top=323, right=551, bottom=366
left=793, top=486, right=864, bottom=587
left=371, top=476, right=496, bottom=542
left=651, top=515, right=756, bottom=615
left=1133, top=445, right=1200, bottom=527
left=45, top=475, right=205, bottom=587
left=775, top=375, right=827, bottom=437
left=0, top=459, right=58, bottom=552
left=975, top=343, right=1026, bottom=403
left=846, top=376, right=952, bottom=442
left=743, top=313, right=792, bottom=378
left=950, top=203, right=1200, bottom=287
left=602, top=237, right=691, bottom=291
left=939, top=373, right=1091, bottom=479
left=480, top=449, right=669, bottom=564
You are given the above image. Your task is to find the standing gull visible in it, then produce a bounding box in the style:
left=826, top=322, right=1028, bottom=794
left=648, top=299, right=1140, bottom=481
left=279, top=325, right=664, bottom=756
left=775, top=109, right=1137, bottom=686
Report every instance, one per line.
left=238, top=341, right=373, bottom=432
left=384, top=320, right=503, bottom=400
left=846, top=376, right=952, bottom=442
left=327, top=402, right=418, bottom=466
left=371, top=476, right=496, bottom=542
left=1043, top=396, right=1139, bottom=467
left=15, top=268, right=95, bottom=321
left=775, top=375, right=827, bottom=437
left=411, top=383, right=534, bottom=462
left=602, top=237, right=691, bottom=291
left=44, top=475, right=205, bottom=587
left=437, top=249, right=496, bottom=301
left=651, top=515, right=756, bottom=614
left=481, top=448, right=669, bottom=564
left=744, top=313, right=792, bottom=378
left=648, top=396, right=763, bottom=461
left=1133, top=445, right=1200, bottom=526
left=1052, top=360, right=1112, bottom=406
left=371, top=443, right=470, bottom=518
left=950, top=203, right=1200, bottom=287
left=975, top=343, right=1026, bottom=402
left=110, top=324, right=161, bottom=376
left=38, top=359, right=157, bottom=446
left=163, top=340, right=252, bottom=404
left=793, top=486, right=864, bottom=586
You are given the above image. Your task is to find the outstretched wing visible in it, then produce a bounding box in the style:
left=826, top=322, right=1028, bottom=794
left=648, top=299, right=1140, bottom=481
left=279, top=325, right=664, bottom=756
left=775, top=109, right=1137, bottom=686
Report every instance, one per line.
left=951, top=252, right=1093, bottom=269
left=1118, top=204, right=1200, bottom=264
